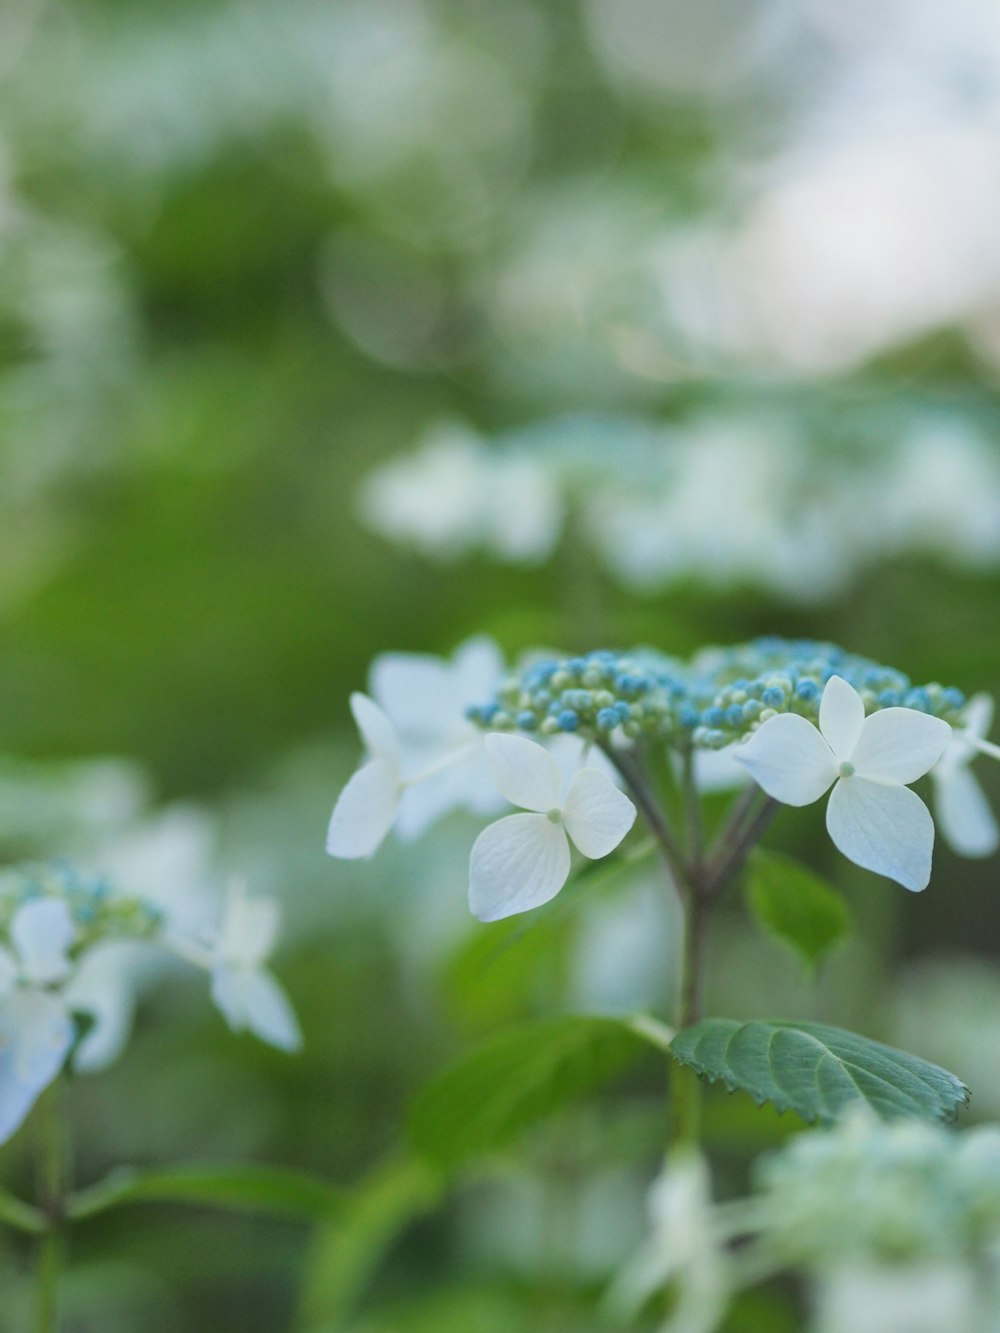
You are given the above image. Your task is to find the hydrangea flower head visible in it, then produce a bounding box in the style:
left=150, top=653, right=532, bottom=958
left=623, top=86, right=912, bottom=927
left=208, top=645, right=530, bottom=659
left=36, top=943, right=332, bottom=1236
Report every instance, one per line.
left=733, top=675, right=950, bottom=890
left=0, top=863, right=163, bottom=1144
left=468, top=734, right=636, bottom=921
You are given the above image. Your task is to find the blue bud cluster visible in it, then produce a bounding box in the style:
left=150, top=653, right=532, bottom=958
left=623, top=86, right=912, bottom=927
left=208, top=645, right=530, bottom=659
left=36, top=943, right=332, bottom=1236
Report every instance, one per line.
left=468, top=638, right=969, bottom=751
left=465, top=649, right=690, bottom=742
left=0, top=861, right=164, bottom=955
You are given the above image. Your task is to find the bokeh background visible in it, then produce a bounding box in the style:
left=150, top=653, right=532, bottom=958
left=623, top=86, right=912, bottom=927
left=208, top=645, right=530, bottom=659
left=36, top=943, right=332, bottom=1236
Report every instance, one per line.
left=1, top=0, right=1000, bottom=1328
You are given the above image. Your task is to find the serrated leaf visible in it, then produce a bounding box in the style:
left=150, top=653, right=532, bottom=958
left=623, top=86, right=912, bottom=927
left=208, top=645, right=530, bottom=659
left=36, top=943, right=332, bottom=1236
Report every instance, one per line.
left=745, top=849, right=851, bottom=970
left=67, top=1162, right=340, bottom=1222
left=670, top=1019, right=968, bottom=1125
left=409, top=1014, right=672, bottom=1169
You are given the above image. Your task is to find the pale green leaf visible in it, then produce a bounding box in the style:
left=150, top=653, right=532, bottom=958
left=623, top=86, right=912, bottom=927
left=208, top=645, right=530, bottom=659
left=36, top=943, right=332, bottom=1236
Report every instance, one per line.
left=409, top=1014, right=671, bottom=1169
left=745, top=849, right=852, bottom=970
left=67, top=1162, right=339, bottom=1222
left=297, top=1156, right=443, bottom=1332
left=670, top=1019, right=968, bottom=1125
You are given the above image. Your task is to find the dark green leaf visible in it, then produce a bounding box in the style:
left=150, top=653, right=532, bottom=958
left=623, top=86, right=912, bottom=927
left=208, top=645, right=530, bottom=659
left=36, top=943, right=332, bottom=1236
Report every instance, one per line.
left=409, top=1014, right=672, bottom=1169
left=67, top=1163, right=340, bottom=1222
left=670, top=1019, right=968, bottom=1125
left=745, top=849, right=851, bottom=970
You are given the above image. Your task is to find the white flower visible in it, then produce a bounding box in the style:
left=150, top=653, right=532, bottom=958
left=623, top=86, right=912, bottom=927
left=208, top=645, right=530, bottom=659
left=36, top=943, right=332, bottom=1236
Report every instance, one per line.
left=326, top=637, right=504, bottom=858
left=468, top=734, right=636, bottom=922
left=733, top=675, right=951, bottom=891
left=931, top=694, right=1000, bottom=858
left=0, top=899, right=76, bottom=1144
left=608, top=1150, right=728, bottom=1333
left=209, top=884, right=301, bottom=1053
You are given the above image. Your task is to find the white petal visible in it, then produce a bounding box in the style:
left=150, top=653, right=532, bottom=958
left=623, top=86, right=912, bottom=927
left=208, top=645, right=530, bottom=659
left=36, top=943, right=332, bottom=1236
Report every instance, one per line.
left=0, top=948, right=16, bottom=999
left=941, top=694, right=997, bottom=775
left=691, top=746, right=750, bottom=793
left=733, top=714, right=837, bottom=806
left=370, top=654, right=456, bottom=735
left=211, top=964, right=302, bottom=1052
left=819, top=675, right=866, bottom=760
left=850, top=708, right=950, bottom=785
left=453, top=636, right=504, bottom=699
left=933, top=765, right=1000, bottom=858
left=12, top=899, right=75, bottom=985
left=562, top=768, right=637, bottom=858
left=220, top=890, right=279, bottom=968
left=469, top=813, right=571, bottom=922
left=394, top=748, right=505, bottom=840
left=0, top=991, right=74, bottom=1144
left=964, top=693, right=995, bottom=744
left=349, top=693, right=400, bottom=764
left=826, top=777, right=936, bottom=891
left=484, top=733, right=563, bottom=812
left=325, top=757, right=400, bottom=859
left=62, top=941, right=143, bottom=1073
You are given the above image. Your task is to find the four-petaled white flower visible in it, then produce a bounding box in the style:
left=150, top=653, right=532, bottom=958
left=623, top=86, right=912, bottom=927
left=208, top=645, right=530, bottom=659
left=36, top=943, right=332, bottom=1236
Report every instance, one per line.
left=208, top=884, right=302, bottom=1053
left=733, top=675, right=951, bottom=891
left=931, top=693, right=1000, bottom=858
left=469, top=734, right=636, bottom=922
left=326, top=637, right=504, bottom=859
left=0, top=899, right=77, bottom=1144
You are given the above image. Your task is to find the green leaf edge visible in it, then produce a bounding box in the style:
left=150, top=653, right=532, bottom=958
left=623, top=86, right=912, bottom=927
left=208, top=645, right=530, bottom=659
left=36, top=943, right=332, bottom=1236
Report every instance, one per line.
left=67, top=1161, right=340, bottom=1222
left=670, top=1018, right=970, bottom=1126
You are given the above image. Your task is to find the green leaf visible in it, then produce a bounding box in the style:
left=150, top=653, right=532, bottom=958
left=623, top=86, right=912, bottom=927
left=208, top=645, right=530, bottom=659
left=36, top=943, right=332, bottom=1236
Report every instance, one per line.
left=670, top=1019, right=968, bottom=1125
left=67, top=1162, right=340, bottom=1222
left=0, top=1186, right=47, bottom=1234
left=745, top=849, right=851, bottom=971
left=297, top=1156, right=443, bottom=1331
left=409, top=1014, right=672, bottom=1169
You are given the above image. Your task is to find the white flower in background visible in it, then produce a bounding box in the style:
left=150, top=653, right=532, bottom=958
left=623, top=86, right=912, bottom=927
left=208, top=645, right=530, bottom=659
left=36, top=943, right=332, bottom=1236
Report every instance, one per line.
left=0, top=899, right=77, bottom=1143
left=469, top=733, right=636, bottom=922
left=733, top=675, right=950, bottom=890
left=358, top=424, right=563, bottom=565
left=208, top=884, right=301, bottom=1053
left=931, top=694, right=1000, bottom=858
left=812, top=1262, right=981, bottom=1333
left=607, top=1150, right=728, bottom=1333
left=327, top=636, right=505, bottom=857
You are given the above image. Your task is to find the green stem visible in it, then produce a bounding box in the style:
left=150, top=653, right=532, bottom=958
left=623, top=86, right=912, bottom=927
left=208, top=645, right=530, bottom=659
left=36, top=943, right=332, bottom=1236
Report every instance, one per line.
left=34, top=1080, right=67, bottom=1333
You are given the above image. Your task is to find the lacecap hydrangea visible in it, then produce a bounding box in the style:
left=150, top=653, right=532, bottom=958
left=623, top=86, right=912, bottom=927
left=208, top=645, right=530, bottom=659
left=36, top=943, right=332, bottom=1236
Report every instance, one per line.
left=465, top=638, right=968, bottom=750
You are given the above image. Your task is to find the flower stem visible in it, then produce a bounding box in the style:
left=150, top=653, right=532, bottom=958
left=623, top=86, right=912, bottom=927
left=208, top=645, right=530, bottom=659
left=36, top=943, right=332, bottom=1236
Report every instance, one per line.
left=34, top=1080, right=67, bottom=1333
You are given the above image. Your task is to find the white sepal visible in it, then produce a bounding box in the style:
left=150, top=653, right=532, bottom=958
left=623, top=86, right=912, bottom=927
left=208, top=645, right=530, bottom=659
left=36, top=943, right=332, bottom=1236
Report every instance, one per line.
left=819, top=674, right=866, bottom=758
left=734, top=713, right=838, bottom=806
left=469, top=812, right=571, bottom=922
left=826, top=778, right=935, bottom=892
left=848, top=708, right=950, bottom=785
left=11, top=899, right=75, bottom=985
left=0, top=990, right=74, bottom=1145
left=561, top=768, right=637, bottom=858
left=932, top=764, right=1000, bottom=858
left=484, top=733, right=563, bottom=812
left=326, top=757, right=401, bottom=859
left=211, top=964, right=302, bottom=1052
left=349, top=692, right=400, bottom=763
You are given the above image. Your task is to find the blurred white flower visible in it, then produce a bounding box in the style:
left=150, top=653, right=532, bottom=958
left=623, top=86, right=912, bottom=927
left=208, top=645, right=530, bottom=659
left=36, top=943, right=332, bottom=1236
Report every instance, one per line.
left=469, top=733, right=635, bottom=921
left=932, top=694, right=1000, bottom=858
left=0, top=899, right=78, bottom=1143
left=358, top=423, right=563, bottom=564
left=812, top=1262, right=984, bottom=1333
left=608, top=1150, right=728, bottom=1333
left=208, top=883, right=301, bottom=1053
left=734, top=675, right=950, bottom=890
left=327, top=636, right=505, bottom=857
